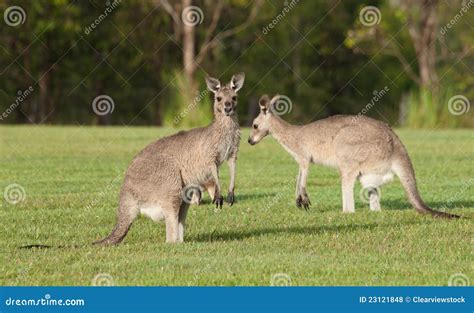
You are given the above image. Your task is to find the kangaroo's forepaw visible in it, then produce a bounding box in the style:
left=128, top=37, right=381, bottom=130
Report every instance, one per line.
left=213, top=193, right=224, bottom=209
left=226, top=191, right=234, bottom=206
left=296, top=194, right=311, bottom=211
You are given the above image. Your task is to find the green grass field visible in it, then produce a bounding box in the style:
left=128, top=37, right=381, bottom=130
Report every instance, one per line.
left=0, top=126, right=472, bottom=286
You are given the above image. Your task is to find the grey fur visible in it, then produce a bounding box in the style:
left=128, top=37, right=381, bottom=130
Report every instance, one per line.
left=95, top=73, right=244, bottom=245
left=248, top=94, right=459, bottom=218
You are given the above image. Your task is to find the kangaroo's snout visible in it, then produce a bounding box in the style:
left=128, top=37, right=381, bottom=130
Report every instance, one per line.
left=248, top=138, right=255, bottom=145
left=224, top=102, right=233, bottom=115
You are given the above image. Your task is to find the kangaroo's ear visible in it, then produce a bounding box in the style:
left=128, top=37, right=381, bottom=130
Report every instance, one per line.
left=259, top=95, right=270, bottom=114
left=230, top=72, right=245, bottom=92
left=205, top=76, right=221, bottom=93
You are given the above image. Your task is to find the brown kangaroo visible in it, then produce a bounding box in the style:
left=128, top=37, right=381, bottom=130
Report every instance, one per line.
left=248, top=94, right=459, bottom=218
left=95, top=73, right=245, bottom=245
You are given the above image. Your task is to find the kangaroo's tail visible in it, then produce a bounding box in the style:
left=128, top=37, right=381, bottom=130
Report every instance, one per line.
left=392, top=153, right=460, bottom=219
left=93, top=203, right=137, bottom=246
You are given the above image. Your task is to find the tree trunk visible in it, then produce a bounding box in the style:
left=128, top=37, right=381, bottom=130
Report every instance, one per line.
left=182, top=0, right=196, bottom=91
left=16, top=38, right=30, bottom=123
left=411, top=0, right=439, bottom=91
left=246, top=96, right=259, bottom=126
left=38, top=70, right=49, bottom=123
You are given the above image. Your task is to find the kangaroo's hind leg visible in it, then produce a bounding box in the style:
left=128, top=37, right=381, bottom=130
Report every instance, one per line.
left=164, top=209, right=179, bottom=243
left=178, top=201, right=190, bottom=243
left=340, top=170, right=358, bottom=213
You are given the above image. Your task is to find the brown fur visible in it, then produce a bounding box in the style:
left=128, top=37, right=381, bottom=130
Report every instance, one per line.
left=94, top=73, right=244, bottom=245
left=248, top=95, right=459, bottom=218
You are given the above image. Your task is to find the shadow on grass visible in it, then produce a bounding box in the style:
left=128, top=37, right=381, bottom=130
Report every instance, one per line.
left=189, top=220, right=425, bottom=243
left=381, top=199, right=474, bottom=211
left=197, top=192, right=278, bottom=204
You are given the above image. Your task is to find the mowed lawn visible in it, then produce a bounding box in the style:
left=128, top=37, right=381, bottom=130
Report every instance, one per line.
left=0, top=126, right=472, bottom=286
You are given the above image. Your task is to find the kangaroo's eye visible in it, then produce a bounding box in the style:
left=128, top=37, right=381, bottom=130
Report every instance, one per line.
left=216, top=97, right=222, bottom=102
left=232, top=96, right=237, bottom=101
left=253, top=124, right=258, bottom=129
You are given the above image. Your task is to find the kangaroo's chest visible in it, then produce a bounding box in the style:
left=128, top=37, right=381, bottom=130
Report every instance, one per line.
left=216, top=128, right=241, bottom=163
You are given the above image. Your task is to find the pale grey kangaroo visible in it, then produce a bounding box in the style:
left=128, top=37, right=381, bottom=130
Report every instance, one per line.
left=95, top=73, right=244, bottom=245
left=248, top=94, right=459, bottom=218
